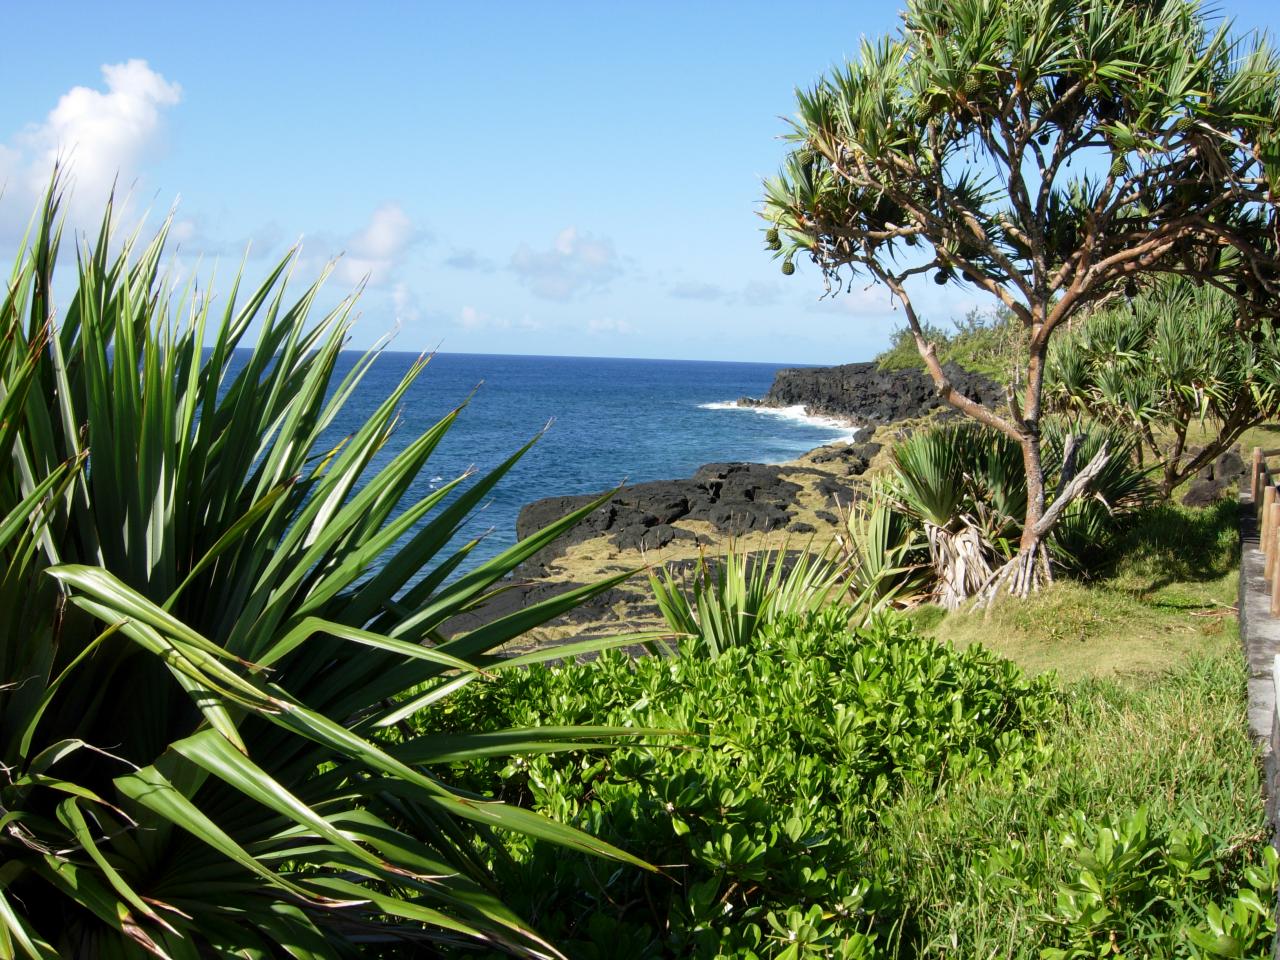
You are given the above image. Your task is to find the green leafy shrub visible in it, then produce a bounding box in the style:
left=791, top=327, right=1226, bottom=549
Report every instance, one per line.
left=1046, top=278, right=1280, bottom=499
left=421, top=607, right=1272, bottom=958
left=1038, top=811, right=1277, bottom=959
left=423, top=610, right=1056, bottom=957
left=0, top=184, right=649, bottom=956
left=875, top=307, right=1022, bottom=383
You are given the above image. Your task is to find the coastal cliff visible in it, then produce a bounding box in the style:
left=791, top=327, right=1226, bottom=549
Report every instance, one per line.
left=745, top=360, right=1002, bottom=424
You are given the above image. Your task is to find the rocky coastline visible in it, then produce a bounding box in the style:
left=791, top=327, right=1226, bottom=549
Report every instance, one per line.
left=445, top=360, right=996, bottom=642
left=440, top=357, right=1248, bottom=645
left=739, top=360, right=1003, bottom=424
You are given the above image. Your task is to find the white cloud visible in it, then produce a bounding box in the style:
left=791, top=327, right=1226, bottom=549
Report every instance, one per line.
left=587, top=317, right=632, bottom=335
left=443, top=247, right=494, bottom=271
left=392, top=282, right=421, bottom=325
left=510, top=226, right=620, bottom=300
left=0, top=59, right=181, bottom=230
left=741, top=280, right=782, bottom=306
left=168, top=215, right=284, bottom=258
left=336, top=203, right=420, bottom=286
left=459, top=305, right=491, bottom=330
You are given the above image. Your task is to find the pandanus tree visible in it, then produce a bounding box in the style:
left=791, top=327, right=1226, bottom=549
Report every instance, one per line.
left=763, top=0, right=1280, bottom=598
left=1047, top=277, right=1280, bottom=498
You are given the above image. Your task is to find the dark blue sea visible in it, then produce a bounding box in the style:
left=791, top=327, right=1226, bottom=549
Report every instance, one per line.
left=323, top=352, right=854, bottom=570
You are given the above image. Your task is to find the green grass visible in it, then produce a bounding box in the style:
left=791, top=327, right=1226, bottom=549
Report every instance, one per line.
left=910, top=499, right=1240, bottom=679
left=875, top=640, right=1267, bottom=956
left=846, top=427, right=1269, bottom=955
left=876, top=498, right=1272, bottom=955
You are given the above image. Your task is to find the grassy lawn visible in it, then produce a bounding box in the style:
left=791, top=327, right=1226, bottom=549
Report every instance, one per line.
left=873, top=645, right=1268, bottom=956
left=885, top=493, right=1273, bottom=955
left=909, top=498, right=1240, bottom=679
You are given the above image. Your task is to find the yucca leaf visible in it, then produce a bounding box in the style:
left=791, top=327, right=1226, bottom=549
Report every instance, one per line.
left=0, top=887, right=59, bottom=959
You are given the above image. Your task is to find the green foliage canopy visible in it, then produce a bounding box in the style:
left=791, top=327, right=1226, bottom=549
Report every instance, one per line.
left=1047, top=278, right=1280, bottom=497
left=763, top=0, right=1280, bottom=582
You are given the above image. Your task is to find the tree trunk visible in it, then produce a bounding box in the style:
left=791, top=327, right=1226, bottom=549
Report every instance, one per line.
left=1010, top=425, right=1050, bottom=598
left=977, top=434, right=1113, bottom=608
left=1008, top=341, right=1052, bottom=599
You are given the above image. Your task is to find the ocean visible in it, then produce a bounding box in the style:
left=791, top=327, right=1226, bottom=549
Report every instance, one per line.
left=321, top=351, right=854, bottom=570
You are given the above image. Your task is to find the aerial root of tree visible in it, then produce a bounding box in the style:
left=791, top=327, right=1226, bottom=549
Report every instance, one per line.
left=974, top=543, right=1052, bottom=613
left=970, top=442, right=1112, bottom=609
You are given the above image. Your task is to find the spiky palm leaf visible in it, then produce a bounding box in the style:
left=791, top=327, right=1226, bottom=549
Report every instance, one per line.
left=889, top=421, right=1151, bottom=606
left=888, top=425, right=1015, bottom=608
left=648, top=542, right=844, bottom=658
left=1043, top=422, right=1151, bottom=573
left=1047, top=278, right=1280, bottom=497
left=0, top=181, right=659, bottom=958
left=836, top=485, right=930, bottom=612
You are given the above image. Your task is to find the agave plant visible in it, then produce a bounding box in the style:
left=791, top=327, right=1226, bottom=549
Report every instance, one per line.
left=835, top=483, right=929, bottom=613
left=648, top=542, right=844, bottom=658
left=0, top=183, right=660, bottom=957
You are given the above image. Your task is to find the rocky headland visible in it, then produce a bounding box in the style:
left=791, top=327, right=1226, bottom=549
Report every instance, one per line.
left=741, top=360, right=1003, bottom=424
left=444, top=360, right=998, bottom=642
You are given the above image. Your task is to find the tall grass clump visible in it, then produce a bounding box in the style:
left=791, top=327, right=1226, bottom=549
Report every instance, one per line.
left=0, top=182, right=656, bottom=957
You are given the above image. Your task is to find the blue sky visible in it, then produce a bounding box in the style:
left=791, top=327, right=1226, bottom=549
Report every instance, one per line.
left=2, top=2, right=1277, bottom=364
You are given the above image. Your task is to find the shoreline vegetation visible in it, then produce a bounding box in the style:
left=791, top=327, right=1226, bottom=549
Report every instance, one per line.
left=3, top=186, right=1274, bottom=957
left=460, top=359, right=1004, bottom=647
left=484, top=356, right=1255, bottom=673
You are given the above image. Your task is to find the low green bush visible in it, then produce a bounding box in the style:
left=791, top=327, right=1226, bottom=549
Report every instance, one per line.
left=425, top=610, right=1056, bottom=957
left=424, top=615, right=1272, bottom=958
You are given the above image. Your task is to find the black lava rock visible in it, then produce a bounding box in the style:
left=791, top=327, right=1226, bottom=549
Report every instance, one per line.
left=762, top=361, right=1001, bottom=424
left=516, top=464, right=802, bottom=575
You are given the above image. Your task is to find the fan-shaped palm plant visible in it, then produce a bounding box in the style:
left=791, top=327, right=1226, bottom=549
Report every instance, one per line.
left=0, top=183, right=658, bottom=958
left=888, top=425, right=1024, bottom=608
left=887, top=421, right=1150, bottom=607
